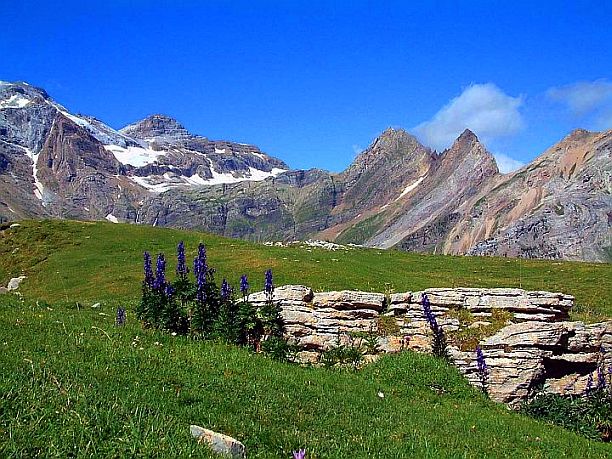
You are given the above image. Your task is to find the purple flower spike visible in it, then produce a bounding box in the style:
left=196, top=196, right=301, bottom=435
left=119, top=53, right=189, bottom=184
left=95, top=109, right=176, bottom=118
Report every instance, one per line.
left=176, top=241, right=188, bottom=278
left=221, top=278, right=231, bottom=301
left=597, top=365, right=606, bottom=390
left=193, top=243, right=207, bottom=280
left=143, top=251, right=154, bottom=287
left=116, top=307, right=126, bottom=326
left=475, top=345, right=489, bottom=393
left=292, top=449, right=305, bottom=459
left=264, top=269, right=274, bottom=300
left=421, top=293, right=439, bottom=332
left=240, top=274, right=249, bottom=298
left=153, top=254, right=166, bottom=290
left=585, top=373, right=593, bottom=393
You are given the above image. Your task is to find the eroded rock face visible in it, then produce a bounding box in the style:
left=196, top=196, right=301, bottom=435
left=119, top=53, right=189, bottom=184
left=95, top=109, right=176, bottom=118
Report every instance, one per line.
left=452, top=321, right=612, bottom=405
left=251, top=285, right=610, bottom=405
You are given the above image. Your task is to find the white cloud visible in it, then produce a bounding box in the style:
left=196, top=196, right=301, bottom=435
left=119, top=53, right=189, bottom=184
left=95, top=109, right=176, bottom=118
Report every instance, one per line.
left=546, top=79, right=612, bottom=116
left=493, top=152, right=524, bottom=174
left=412, top=83, right=525, bottom=151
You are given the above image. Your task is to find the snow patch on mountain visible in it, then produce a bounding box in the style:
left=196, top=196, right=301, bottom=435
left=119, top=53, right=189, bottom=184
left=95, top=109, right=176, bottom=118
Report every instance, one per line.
left=130, top=166, right=287, bottom=193
left=0, top=94, right=31, bottom=109
left=397, top=176, right=425, bottom=200
left=104, top=144, right=167, bottom=167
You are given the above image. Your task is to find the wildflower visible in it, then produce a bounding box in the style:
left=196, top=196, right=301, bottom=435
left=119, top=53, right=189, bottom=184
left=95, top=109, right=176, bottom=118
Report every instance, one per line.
left=176, top=241, right=188, bottom=278
left=475, top=346, right=489, bottom=394
left=421, top=293, right=448, bottom=359
left=292, top=449, right=306, bottom=459
left=193, top=243, right=207, bottom=279
left=153, top=254, right=166, bottom=290
left=264, top=269, right=274, bottom=300
left=143, top=251, right=154, bottom=287
left=240, top=274, right=249, bottom=299
left=597, top=365, right=606, bottom=390
left=115, top=307, right=126, bottom=326
left=585, top=373, right=593, bottom=393
left=221, top=278, right=231, bottom=302
left=165, top=284, right=175, bottom=298
left=421, top=293, right=438, bottom=331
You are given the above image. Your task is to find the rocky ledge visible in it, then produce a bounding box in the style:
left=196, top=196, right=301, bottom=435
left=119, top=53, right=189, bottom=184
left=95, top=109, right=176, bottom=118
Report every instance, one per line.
left=249, top=285, right=610, bottom=406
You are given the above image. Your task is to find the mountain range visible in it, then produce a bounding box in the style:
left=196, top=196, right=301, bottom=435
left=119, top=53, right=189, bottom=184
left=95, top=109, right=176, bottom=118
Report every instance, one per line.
left=1, top=81, right=610, bottom=262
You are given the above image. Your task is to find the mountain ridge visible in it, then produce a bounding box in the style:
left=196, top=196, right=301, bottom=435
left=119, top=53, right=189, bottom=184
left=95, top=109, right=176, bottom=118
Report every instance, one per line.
left=1, top=80, right=610, bottom=262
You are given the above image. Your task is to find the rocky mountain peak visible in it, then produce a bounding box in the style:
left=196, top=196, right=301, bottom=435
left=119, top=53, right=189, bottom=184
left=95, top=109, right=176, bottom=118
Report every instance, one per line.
left=456, top=128, right=479, bottom=145
left=373, top=127, right=421, bottom=150
left=119, top=114, right=194, bottom=142
left=0, top=81, right=51, bottom=107
left=441, top=129, right=498, bottom=174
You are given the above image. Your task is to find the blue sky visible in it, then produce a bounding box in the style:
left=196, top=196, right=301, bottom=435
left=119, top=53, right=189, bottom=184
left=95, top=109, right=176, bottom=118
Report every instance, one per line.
left=1, top=0, right=611, bottom=172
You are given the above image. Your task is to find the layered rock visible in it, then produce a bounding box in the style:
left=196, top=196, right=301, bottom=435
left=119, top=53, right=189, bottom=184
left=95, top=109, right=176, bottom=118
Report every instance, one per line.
left=250, top=284, right=610, bottom=405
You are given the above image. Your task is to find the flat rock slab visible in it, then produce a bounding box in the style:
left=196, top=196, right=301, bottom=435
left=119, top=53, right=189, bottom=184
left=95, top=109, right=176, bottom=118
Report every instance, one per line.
left=190, top=425, right=246, bottom=458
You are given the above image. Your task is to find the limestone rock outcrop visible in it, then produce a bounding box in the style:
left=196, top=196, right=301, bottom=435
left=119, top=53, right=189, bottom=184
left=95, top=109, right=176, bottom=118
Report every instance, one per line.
left=251, top=285, right=610, bottom=405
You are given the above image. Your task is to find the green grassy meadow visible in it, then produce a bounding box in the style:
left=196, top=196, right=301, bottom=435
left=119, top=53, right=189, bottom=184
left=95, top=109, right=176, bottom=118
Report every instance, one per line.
left=0, top=220, right=610, bottom=321
left=1, top=220, right=611, bottom=457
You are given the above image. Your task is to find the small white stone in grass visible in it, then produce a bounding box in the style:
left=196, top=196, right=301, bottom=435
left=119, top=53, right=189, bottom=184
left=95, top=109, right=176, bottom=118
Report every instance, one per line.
left=91, top=303, right=101, bottom=308
left=171, top=332, right=177, bottom=336
left=190, top=425, right=246, bottom=458
left=377, top=391, right=385, bottom=398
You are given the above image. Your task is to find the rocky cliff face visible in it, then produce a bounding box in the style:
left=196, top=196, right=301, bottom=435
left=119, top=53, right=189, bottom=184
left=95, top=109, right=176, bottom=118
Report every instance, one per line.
left=1, top=80, right=610, bottom=262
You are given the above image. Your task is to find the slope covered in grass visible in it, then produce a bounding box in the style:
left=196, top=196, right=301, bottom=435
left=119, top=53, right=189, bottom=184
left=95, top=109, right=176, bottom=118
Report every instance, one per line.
left=1, top=295, right=611, bottom=458
left=0, top=220, right=610, bottom=321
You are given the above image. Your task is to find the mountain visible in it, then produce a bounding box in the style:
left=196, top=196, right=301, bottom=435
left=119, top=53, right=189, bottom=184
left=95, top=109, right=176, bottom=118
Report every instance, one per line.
left=1, top=80, right=610, bottom=262
left=0, top=81, right=288, bottom=223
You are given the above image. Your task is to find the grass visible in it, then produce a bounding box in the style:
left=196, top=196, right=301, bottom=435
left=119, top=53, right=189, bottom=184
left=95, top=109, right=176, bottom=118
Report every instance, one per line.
left=0, top=220, right=611, bottom=457
left=1, top=294, right=611, bottom=458
left=0, top=220, right=610, bottom=321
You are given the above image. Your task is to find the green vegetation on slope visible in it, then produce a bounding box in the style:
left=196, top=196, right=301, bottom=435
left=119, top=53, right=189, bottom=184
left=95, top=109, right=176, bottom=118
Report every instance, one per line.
left=0, top=220, right=610, bottom=321
left=1, top=295, right=611, bottom=458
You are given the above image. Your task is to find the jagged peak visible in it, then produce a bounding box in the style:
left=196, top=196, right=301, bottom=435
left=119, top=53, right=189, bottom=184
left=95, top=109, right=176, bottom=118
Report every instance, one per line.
left=0, top=80, right=50, bottom=101
left=456, top=128, right=479, bottom=143
left=439, top=128, right=499, bottom=174
left=119, top=114, right=194, bottom=141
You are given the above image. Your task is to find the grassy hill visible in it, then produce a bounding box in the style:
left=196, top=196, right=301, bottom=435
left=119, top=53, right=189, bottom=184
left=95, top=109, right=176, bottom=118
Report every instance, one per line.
left=1, top=294, right=611, bottom=458
left=0, top=220, right=610, bottom=321
left=1, top=220, right=611, bottom=457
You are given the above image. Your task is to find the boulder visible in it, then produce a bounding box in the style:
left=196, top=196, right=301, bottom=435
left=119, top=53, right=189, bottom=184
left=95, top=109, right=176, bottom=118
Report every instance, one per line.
left=7, top=276, right=26, bottom=291
left=190, top=425, right=246, bottom=458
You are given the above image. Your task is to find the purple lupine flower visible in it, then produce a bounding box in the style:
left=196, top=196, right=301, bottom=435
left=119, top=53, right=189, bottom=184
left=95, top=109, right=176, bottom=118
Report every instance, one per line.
left=586, top=373, right=593, bottom=393
left=193, top=243, right=208, bottom=284
left=264, top=269, right=274, bottom=300
left=153, top=254, right=166, bottom=290
left=292, top=449, right=305, bottom=459
left=475, top=345, right=489, bottom=393
left=165, top=284, right=175, bottom=298
left=176, top=241, right=188, bottom=278
left=597, top=365, right=606, bottom=390
left=421, top=293, right=439, bottom=332
left=240, top=274, right=249, bottom=299
left=221, top=278, right=231, bottom=302
left=116, top=307, right=126, bottom=326
left=143, top=251, right=154, bottom=287
left=196, top=266, right=206, bottom=303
